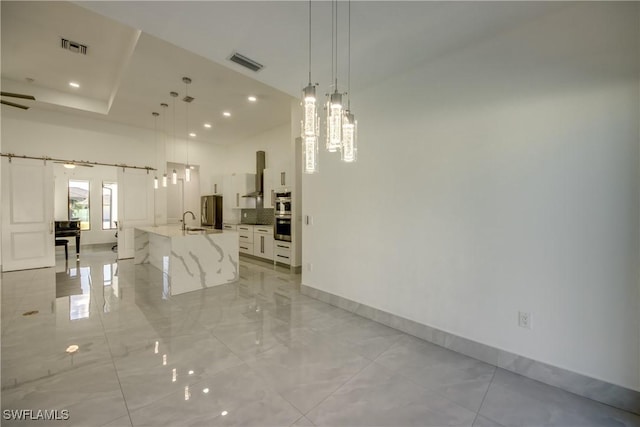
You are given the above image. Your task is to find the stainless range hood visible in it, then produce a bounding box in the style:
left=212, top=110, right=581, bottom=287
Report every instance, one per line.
left=243, top=151, right=265, bottom=198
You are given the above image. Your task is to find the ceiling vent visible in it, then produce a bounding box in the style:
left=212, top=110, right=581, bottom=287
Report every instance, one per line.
left=228, top=52, right=263, bottom=72
left=61, top=38, right=87, bottom=55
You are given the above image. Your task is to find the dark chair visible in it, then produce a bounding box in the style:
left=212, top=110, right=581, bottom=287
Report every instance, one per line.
left=55, top=239, right=68, bottom=260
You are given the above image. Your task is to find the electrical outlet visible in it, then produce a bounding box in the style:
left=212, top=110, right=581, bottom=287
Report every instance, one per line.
left=518, top=311, right=532, bottom=329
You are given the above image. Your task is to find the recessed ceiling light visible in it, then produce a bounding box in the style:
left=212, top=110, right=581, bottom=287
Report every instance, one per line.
left=248, top=96, right=257, bottom=102
left=223, top=111, right=231, bottom=117
left=189, top=132, right=196, bottom=137
left=69, top=82, right=80, bottom=88
left=65, top=344, right=79, bottom=353
left=204, top=123, right=212, bottom=129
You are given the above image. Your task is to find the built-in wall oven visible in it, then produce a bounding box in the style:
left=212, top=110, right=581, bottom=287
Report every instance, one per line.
left=274, top=216, right=291, bottom=242
left=274, top=191, right=292, bottom=242
left=274, top=191, right=291, bottom=216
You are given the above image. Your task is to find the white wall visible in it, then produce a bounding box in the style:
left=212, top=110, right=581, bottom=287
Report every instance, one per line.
left=1, top=107, right=226, bottom=236
left=224, top=124, right=292, bottom=175
left=302, top=3, right=639, bottom=389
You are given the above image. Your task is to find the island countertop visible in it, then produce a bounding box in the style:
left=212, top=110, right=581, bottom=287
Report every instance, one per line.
left=136, top=225, right=233, bottom=238
left=134, top=225, right=239, bottom=295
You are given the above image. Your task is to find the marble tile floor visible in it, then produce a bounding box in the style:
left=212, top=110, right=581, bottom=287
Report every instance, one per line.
left=1, top=248, right=638, bottom=427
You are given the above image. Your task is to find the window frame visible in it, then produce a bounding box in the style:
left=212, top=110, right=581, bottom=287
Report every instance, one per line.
left=68, top=179, right=91, bottom=231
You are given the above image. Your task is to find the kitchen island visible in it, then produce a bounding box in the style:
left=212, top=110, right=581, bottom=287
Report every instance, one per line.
left=134, top=225, right=239, bottom=296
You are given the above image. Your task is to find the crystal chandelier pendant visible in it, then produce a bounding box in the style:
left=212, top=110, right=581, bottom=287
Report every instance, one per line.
left=302, top=83, right=319, bottom=173
left=341, top=111, right=357, bottom=163
left=303, top=136, right=319, bottom=174
left=326, top=91, right=343, bottom=152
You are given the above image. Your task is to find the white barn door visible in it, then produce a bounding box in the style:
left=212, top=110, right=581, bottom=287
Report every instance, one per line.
left=117, top=168, right=153, bottom=259
left=1, top=157, right=55, bottom=272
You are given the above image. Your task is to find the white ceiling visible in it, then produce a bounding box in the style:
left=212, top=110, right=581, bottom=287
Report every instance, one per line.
left=1, top=1, right=565, bottom=145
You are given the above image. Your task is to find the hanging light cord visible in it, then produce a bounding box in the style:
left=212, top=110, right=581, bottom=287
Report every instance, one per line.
left=154, top=113, right=159, bottom=171
left=347, top=0, right=351, bottom=109
left=172, top=94, right=176, bottom=164
left=308, top=0, right=312, bottom=84
left=335, top=0, right=339, bottom=90
left=185, top=81, right=189, bottom=166
left=162, top=103, right=168, bottom=174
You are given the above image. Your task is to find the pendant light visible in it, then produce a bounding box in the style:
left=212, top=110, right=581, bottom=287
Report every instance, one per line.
left=326, top=0, right=344, bottom=153
left=170, top=91, right=178, bottom=185
left=152, top=111, right=159, bottom=189
left=183, top=77, right=192, bottom=183
left=302, top=0, right=319, bottom=174
left=161, top=102, right=169, bottom=187
left=341, top=0, right=357, bottom=163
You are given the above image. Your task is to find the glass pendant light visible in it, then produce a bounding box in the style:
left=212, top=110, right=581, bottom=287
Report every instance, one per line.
left=302, top=0, right=319, bottom=174
left=341, top=111, right=357, bottom=162
left=326, top=92, right=343, bottom=152
left=326, top=0, right=344, bottom=153
left=170, top=91, right=178, bottom=185
left=341, top=0, right=358, bottom=163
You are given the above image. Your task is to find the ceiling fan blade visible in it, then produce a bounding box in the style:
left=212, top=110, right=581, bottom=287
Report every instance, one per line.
left=1, top=99, right=29, bottom=110
left=1, top=91, right=35, bottom=100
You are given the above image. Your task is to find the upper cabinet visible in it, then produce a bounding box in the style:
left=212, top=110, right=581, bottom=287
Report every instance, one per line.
left=263, top=167, right=275, bottom=209
left=277, top=163, right=292, bottom=189
left=222, top=173, right=255, bottom=222
left=266, top=160, right=292, bottom=191
left=210, top=174, right=223, bottom=195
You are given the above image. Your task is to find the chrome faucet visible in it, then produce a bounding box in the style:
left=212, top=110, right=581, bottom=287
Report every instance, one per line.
left=182, top=211, right=196, bottom=231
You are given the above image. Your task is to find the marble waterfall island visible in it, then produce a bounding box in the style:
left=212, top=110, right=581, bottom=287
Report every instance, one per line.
left=135, top=225, right=239, bottom=295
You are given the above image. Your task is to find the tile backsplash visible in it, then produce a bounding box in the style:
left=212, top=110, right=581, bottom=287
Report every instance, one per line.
left=240, top=208, right=274, bottom=225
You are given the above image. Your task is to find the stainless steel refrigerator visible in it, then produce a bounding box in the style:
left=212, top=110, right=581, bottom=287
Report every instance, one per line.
left=201, top=195, right=222, bottom=229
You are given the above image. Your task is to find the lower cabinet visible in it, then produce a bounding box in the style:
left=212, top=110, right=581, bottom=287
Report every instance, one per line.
left=237, top=224, right=274, bottom=261
left=273, top=240, right=292, bottom=266
left=238, top=225, right=254, bottom=255
left=253, top=226, right=274, bottom=261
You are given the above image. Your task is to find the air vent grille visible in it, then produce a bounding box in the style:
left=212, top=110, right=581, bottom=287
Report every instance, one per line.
left=229, top=52, right=263, bottom=72
left=61, top=38, right=87, bottom=55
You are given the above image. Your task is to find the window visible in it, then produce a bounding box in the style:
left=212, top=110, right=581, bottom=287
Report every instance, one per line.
left=68, top=179, right=90, bottom=231
left=102, top=182, right=118, bottom=230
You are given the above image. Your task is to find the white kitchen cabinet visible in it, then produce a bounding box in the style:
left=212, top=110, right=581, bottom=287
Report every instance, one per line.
left=263, top=168, right=275, bottom=209
left=223, top=173, right=256, bottom=223
left=238, top=224, right=254, bottom=255
left=273, top=240, right=291, bottom=266
left=276, top=166, right=291, bottom=189
left=222, top=223, right=237, bottom=231
left=253, top=226, right=274, bottom=261
left=211, top=174, right=223, bottom=195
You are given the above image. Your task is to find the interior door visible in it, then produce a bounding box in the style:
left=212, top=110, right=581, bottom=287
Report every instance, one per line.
left=117, top=168, right=153, bottom=259
left=1, top=157, right=55, bottom=271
